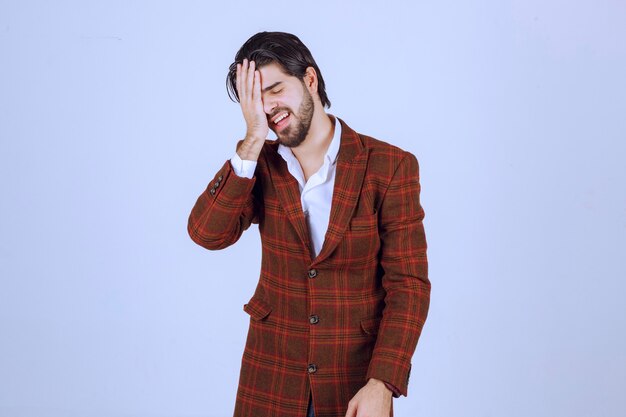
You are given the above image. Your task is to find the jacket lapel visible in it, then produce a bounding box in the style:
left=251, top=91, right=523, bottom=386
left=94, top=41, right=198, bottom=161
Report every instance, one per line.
left=313, top=117, right=368, bottom=265
left=266, top=146, right=314, bottom=259
left=266, top=117, right=368, bottom=265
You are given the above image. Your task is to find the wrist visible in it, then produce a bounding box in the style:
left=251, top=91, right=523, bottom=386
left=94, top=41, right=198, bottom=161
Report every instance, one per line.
left=236, top=136, right=263, bottom=161
left=368, top=378, right=392, bottom=395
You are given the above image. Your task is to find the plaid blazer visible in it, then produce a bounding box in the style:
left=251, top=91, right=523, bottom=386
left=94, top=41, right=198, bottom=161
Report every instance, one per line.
left=188, top=117, right=430, bottom=417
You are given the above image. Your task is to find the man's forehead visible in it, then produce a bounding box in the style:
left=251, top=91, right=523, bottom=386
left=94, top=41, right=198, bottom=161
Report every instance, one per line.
left=258, top=62, right=293, bottom=87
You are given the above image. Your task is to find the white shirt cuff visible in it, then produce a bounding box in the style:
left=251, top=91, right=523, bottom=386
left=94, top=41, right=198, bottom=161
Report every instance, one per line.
left=230, top=152, right=257, bottom=179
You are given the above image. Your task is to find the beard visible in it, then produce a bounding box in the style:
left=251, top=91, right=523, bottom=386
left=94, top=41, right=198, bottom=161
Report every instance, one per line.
left=273, top=85, right=314, bottom=148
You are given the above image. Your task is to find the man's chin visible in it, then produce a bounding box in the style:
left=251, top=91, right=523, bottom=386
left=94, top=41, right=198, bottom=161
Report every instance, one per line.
left=274, top=126, right=306, bottom=148
left=275, top=131, right=292, bottom=146
left=276, top=136, right=291, bottom=147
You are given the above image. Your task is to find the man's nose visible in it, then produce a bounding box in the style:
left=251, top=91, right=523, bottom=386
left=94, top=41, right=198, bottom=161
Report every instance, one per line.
left=263, top=96, right=278, bottom=116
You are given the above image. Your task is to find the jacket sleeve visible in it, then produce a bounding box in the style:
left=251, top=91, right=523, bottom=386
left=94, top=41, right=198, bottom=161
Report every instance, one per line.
left=365, top=152, right=430, bottom=397
left=187, top=158, right=261, bottom=250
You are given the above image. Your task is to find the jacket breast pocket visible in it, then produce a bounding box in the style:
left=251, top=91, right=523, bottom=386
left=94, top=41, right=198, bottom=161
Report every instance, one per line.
left=349, top=212, right=378, bottom=232
left=339, top=213, right=381, bottom=264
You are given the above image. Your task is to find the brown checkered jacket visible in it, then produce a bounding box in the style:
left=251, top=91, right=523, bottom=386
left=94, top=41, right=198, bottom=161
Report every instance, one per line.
left=188, top=117, right=430, bottom=417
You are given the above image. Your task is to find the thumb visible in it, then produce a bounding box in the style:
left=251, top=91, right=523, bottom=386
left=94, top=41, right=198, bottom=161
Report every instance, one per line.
left=345, top=400, right=357, bottom=417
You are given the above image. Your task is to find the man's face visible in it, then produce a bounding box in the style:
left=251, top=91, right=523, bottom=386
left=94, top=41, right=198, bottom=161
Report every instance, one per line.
left=258, top=63, right=315, bottom=148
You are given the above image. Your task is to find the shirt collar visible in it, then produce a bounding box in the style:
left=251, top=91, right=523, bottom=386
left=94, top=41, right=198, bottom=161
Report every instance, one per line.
left=277, top=114, right=341, bottom=167
left=326, top=114, right=341, bottom=165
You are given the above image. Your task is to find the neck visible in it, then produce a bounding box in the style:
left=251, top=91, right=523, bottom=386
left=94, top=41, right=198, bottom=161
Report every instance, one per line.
left=291, top=104, right=335, bottom=161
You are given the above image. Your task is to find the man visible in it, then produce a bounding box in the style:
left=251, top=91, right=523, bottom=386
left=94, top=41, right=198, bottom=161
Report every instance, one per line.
left=188, top=31, right=430, bottom=417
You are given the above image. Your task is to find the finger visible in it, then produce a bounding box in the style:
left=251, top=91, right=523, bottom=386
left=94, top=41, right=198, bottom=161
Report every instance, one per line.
left=344, top=401, right=356, bottom=417
left=236, top=63, right=242, bottom=100
left=246, top=60, right=255, bottom=99
left=240, top=58, right=248, bottom=99
left=253, top=70, right=262, bottom=102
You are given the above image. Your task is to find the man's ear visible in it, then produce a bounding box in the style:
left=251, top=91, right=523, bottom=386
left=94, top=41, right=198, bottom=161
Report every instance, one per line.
left=303, top=66, right=319, bottom=96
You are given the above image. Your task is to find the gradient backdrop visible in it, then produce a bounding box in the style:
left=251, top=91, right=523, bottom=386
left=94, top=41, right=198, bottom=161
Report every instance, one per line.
left=1, top=1, right=625, bottom=416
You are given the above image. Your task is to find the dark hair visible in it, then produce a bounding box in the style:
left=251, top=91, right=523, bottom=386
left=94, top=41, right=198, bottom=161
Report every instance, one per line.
left=226, top=31, right=331, bottom=108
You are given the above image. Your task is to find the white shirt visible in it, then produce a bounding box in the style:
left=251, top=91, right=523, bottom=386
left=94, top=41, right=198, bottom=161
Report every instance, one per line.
left=230, top=115, right=341, bottom=257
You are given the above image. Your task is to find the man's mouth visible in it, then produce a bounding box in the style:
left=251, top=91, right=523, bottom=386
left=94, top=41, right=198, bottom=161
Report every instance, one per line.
left=272, top=111, right=290, bottom=131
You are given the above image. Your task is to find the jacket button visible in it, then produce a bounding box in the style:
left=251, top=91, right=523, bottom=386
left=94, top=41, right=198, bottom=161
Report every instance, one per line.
left=218, top=175, right=223, bottom=181
left=309, top=315, right=319, bottom=325
left=209, top=188, right=216, bottom=195
left=214, top=181, right=220, bottom=188
left=307, top=364, right=317, bottom=374
left=308, top=269, right=317, bottom=278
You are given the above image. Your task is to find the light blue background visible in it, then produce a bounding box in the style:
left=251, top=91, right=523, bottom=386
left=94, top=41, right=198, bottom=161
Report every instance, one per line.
left=1, top=1, right=625, bottom=416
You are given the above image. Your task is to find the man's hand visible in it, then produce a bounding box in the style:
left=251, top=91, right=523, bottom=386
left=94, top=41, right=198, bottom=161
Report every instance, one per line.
left=235, top=58, right=268, bottom=161
left=345, top=378, right=392, bottom=417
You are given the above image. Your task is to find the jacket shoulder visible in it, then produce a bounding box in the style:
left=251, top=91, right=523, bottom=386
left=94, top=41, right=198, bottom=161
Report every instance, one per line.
left=359, top=133, right=418, bottom=171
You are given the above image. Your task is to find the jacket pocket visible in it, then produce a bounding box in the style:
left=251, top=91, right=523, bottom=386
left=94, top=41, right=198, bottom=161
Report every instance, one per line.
left=360, top=316, right=382, bottom=335
left=349, top=212, right=378, bottom=232
left=243, top=296, right=272, bottom=321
